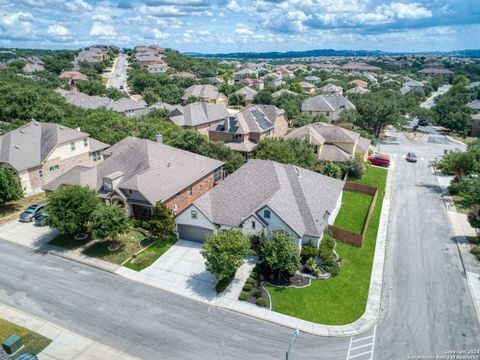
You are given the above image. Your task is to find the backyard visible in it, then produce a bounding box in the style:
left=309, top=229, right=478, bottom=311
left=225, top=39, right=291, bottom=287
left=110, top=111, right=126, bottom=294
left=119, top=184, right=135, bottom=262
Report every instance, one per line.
left=334, top=190, right=374, bottom=234
left=265, top=166, right=388, bottom=325
left=0, top=318, right=51, bottom=355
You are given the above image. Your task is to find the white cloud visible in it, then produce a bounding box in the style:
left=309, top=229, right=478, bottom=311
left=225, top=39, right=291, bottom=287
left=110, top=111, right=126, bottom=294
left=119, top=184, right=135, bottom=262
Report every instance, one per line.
left=92, top=14, right=112, bottom=23
left=65, top=0, right=92, bottom=12
left=89, top=22, right=116, bottom=37
left=152, top=28, right=169, bottom=39
left=227, top=0, right=249, bottom=13
left=47, top=24, right=71, bottom=36
left=377, top=2, right=432, bottom=20
left=235, top=23, right=254, bottom=35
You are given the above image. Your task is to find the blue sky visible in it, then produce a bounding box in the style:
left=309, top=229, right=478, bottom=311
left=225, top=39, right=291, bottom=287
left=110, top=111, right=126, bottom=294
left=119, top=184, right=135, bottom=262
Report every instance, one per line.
left=0, top=0, right=479, bottom=53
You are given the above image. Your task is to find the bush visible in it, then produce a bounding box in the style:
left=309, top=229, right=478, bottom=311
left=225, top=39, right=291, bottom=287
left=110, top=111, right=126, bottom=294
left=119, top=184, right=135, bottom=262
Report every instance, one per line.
left=215, top=275, right=233, bottom=293
left=239, top=291, right=249, bottom=301
left=246, top=277, right=256, bottom=285
left=467, top=204, right=480, bottom=229
left=243, top=283, right=253, bottom=291
left=343, top=157, right=366, bottom=179
left=321, top=234, right=336, bottom=250
left=253, top=289, right=262, bottom=298
left=300, top=242, right=317, bottom=263
left=250, top=271, right=258, bottom=280
left=305, top=257, right=318, bottom=272
left=256, top=297, right=269, bottom=307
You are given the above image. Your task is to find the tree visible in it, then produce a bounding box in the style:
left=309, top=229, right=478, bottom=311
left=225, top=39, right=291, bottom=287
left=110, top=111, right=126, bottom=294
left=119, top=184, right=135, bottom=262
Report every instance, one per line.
left=317, top=161, right=343, bottom=179
left=436, top=151, right=479, bottom=177
left=228, top=92, right=245, bottom=106
left=252, top=138, right=317, bottom=170
left=90, top=205, right=129, bottom=242
left=253, top=90, right=273, bottom=105
left=0, top=167, right=23, bottom=205
left=290, top=113, right=327, bottom=128
left=259, top=231, right=300, bottom=278
left=467, top=205, right=480, bottom=229
left=149, top=201, right=175, bottom=239
left=289, top=81, right=304, bottom=94
left=47, top=185, right=99, bottom=235
left=201, top=230, right=250, bottom=283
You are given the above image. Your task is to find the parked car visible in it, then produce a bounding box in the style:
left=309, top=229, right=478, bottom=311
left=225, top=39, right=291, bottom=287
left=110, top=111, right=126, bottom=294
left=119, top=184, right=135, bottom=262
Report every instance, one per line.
left=34, top=211, right=49, bottom=226
left=367, top=154, right=390, bottom=167
left=418, top=120, right=429, bottom=126
left=15, top=354, right=38, bottom=360
left=406, top=152, right=417, bottom=163
left=19, top=202, right=47, bottom=222
left=119, top=85, right=124, bottom=90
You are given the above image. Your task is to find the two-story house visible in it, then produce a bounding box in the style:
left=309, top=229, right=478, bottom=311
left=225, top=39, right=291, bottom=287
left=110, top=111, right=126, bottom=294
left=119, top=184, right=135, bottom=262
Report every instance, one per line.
left=208, top=105, right=288, bottom=159
left=182, top=85, right=228, bottom=105
left=0, top=121, right=108, bottom=196
left=301, top=94, right=355, bottom=122
left=168, top=102, right=230, bottom=135
left=43, top=135, right=224, bottom=219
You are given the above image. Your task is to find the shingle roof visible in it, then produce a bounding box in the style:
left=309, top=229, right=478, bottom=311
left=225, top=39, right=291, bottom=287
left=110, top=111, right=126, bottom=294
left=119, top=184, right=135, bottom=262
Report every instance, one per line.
left=194, top=159, right=344, bottom=238
left=287, top=122, right=360, bottom=143
left=356, top=136, right=371, bottom=153
left=169, top=102, right=229, bottom=127
left=182, top=85, right=224, bottom=101
left=109, top=98, right=147, bottom=113
left=319, top=84, right=343, bottom=93
left=234, top=86, right=258, bottom=101
left=0, top=121, right=91, bottom=172
left=301, top=94, right=354, bottom=112
left=319, top=144, right=352, bottom=162
left=43, top=137, right=223, bottom=205
left=299, top=81, right=315, bottom=89
left=468, top=100, right=480, bottom=110
left=346, top=86, right=370, bottom=95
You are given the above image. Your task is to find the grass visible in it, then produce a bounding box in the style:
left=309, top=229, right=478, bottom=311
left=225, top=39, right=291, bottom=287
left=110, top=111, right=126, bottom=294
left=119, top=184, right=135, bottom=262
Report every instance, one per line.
left=124, top=235, right=177, bottom=271
left=82, top=230, right=149, bottom=265
left=49, top=233, right=89, bottom=250
left=0, top=318, right=51, bottom=355
left=452, top=195, right=470, bottom=214
left=265, top=166, right=388, bottom=325
left=449, top=132, right=477, bottom=145
left=334, top=191, right=373, bottom=234
left=0, top=193, right=46, bottom=218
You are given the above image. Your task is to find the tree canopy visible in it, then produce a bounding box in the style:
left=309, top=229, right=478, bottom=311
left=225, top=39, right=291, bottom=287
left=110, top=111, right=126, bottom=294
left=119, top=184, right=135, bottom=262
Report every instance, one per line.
left=0, top=167, right=23, bottom=205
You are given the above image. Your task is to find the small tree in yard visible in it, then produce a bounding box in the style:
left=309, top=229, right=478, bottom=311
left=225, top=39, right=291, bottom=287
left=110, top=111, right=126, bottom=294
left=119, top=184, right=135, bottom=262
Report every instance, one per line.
left=468, top=205, right=480, bottom=229
left=47, top=185, right=99, bottom=235
left=201, top=230, right=250, bottom=290
left=90, top=205, right=129, bottom=242
left=259, top=231, right=300, bottom=278
left=149, top=201, right=175, bottom=239
left=0, top=167, right=23, bottom=205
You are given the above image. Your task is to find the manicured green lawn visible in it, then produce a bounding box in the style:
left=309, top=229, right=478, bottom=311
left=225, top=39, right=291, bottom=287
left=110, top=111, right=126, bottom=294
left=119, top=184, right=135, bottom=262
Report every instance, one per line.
left=82, top=230, right=149, bottom=265
left=334, top=191, right=373, bottom=234
left=49, top=233, right=89, bottom=250
left=0, top=318, right=51, bottom=355
left=124, top=235, right=177, bottom=271
left=265, top=166, right=388, bottom=325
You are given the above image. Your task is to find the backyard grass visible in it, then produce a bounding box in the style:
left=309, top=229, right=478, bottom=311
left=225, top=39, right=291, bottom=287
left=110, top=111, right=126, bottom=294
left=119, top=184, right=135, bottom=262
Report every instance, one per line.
left=0, top=193, right=46, bottom=218
left=0, top=318, right=51, bottom=355
left=265, top=166, right=388, bottom=325
left=82, top=230, right=149, bottom=265
left=124, top=235, right=177, bottom=271
left=48, top=233, right=89, bottom=250
left=334, top=191, right=373, bottom=234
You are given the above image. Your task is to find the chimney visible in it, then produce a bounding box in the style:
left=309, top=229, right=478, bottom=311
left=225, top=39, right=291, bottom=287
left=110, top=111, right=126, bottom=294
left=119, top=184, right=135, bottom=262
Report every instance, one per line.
left=76, top=126, right=81, bottom=132
left=156, top=132, right=163, bottom=144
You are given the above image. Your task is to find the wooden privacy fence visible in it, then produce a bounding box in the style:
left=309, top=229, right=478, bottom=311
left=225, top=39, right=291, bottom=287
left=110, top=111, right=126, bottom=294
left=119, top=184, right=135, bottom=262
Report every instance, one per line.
left=328, top=181, right=378, bottom=247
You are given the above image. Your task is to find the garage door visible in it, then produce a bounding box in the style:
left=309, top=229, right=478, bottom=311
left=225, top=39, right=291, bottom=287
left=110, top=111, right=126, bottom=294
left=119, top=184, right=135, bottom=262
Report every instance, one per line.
left=177, top=224, right=213, bottom=243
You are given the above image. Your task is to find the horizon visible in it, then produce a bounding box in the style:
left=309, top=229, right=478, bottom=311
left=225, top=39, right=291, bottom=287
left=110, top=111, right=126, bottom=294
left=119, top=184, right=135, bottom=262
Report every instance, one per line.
left=1, top=0, right=479, bottom=53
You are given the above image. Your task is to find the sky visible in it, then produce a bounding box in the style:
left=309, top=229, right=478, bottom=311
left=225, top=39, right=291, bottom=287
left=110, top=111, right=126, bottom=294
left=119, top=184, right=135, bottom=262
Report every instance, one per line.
left=0, top=0, right=479, bottom=53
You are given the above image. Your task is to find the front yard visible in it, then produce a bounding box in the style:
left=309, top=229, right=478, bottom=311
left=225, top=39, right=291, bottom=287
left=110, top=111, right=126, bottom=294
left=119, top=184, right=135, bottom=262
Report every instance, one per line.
left=334, top=190, right=373, bottom=234
left=0, top=193, right=46, bottom=219
left=265, top=166, right=388, bottom=324
left=123, top=235, right=177, bottom=271
left=0, top=318, right=51, bottom=355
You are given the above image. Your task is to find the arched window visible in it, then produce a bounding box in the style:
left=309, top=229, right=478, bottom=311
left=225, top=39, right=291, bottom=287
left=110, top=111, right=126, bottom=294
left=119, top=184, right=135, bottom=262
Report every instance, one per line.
left=264, top=209, right=271, bottom=219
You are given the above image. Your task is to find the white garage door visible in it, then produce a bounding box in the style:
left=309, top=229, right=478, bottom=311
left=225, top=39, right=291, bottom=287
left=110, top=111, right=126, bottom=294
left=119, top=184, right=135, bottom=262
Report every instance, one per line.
left=177, top=224, right=213, bottom=243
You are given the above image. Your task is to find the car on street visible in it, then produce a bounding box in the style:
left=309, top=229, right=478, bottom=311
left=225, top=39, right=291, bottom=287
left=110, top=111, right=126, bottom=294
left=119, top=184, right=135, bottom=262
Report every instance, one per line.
left=34, top=211, right=49, bottom=226
left=406, top=152, right=417, bottom=162
left=418, top=120, right=429, bottom=126
left=119, top=85, right=124, bottom=90
left=19, top=202, right=47, bottom=222
left=367, top=154, right=390, bottom=167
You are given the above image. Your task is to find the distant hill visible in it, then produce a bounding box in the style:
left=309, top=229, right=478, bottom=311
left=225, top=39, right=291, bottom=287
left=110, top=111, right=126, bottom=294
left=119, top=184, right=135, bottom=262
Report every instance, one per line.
left=185, top=48, right=480, bottom=59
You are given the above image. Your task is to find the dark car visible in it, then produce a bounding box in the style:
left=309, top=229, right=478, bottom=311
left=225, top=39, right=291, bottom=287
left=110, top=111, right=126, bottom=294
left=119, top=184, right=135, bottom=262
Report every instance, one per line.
left=406, top=152, right=417, bottom=163
left=19, top=202, right=47, bottom=222
left=367, top=154, right=390, bottom=167
left=418, top=120, right=429, bottom=126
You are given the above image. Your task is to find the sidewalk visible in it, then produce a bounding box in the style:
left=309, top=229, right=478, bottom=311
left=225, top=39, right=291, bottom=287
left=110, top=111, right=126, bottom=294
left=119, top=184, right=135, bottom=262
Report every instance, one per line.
left=0, top=303, right=138, bottom=360
left=435, top=171, right=480, bottom=322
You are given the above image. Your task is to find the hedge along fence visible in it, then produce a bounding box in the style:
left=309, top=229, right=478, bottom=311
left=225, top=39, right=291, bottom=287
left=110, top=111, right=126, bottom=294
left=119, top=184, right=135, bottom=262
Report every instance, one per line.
left=328, top=181, right=378, bottom=247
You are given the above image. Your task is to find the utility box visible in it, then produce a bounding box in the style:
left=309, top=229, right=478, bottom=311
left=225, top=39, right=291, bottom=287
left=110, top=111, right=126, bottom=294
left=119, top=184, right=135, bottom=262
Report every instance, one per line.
left=2, top=335, right=22, bottom=355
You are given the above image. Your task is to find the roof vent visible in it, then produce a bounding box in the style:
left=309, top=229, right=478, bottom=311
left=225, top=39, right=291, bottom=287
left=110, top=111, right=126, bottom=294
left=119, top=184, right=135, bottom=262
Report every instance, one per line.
left=59, top=126, right=64, bottom=130
left=294, top=167, right=300, bottom=177
left=20, top=130, right=24, bottom=134
left=15, top=145, right=20, bottom=149
left=166, top=162, right=171, bottom=168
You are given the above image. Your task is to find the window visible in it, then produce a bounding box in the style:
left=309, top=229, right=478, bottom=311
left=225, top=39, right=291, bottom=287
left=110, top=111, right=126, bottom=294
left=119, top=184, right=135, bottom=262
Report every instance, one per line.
left=38, top=170, right=43, bottom=178
left=191, top=210, right=198, bottom=219
left=264, top=209, right=271, bottom=219
left=103, top=178, right=112, bottom=190
left=70, top=142, right=76, bottom=151
left=48, top=165, right=59, bottom=173
left=91, top=151, right=101, bottom=161
left=214, top=168, right=222, bottom=183
left=172, top=204, right=178, bottom=215
left=188, top=186, right=193, bottom=197
left=251, top=221, right=256, bottom=229
left=84, top=139, right=88, bottom=147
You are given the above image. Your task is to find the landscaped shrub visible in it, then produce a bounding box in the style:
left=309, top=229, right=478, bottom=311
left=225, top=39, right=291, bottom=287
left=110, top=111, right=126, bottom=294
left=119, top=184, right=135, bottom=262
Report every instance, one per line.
left=246, top=277, right=256, bottom=285
left=250, top=271, right=258, bottom=280
left=467, top=204, right=480, bottom=229
left=239, top=291, right=249, bottom=301
left=243, top=283, right=253, bottom=291
left=253, top=289, right=262, bottom=298
left=300, top=242, right=317, bottom=263
left=319, top=233, right=340, bottom=276
left=215, top=275, right=234, bottom=293
left=305, top=257, right=318, bottom=272
left=256, top=297, right=268, bottom=307
left=472, top=245, right=480, bottom=261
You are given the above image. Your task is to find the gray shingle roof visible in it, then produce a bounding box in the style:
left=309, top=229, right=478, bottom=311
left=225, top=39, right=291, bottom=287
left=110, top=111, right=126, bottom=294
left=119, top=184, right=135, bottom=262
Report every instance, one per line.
left=467, top=100, right=480, bottom=110
left=319, top=144, right=352, bottom=162
left=182, top=85, right=224, bottom=101
left=288, top=122, right=360, bottom=143
left=0, top=121, right=91, bottom=172
left=301, top=94, right=354, bottom=112
left=346, top=86, right=370, bottom=95
left=169, top=102, right=229, bottom=127
left=194, top=159, right=344, bottom=238
left=272, top=89, right=296, bottom=98
left=234, top=86, right=257, bottom=101
left=356, top=136, right=372, bottom=153
left=44, top=137, right=223, bottom=206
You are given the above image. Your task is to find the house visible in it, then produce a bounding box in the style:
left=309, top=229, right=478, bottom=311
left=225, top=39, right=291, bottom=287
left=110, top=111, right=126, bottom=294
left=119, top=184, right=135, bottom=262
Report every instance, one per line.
left=239, top=78, right=264, bottom=90
left=271, top=78, right=286, bottom=87
left=23, top=57, right=45, bottom=73
left=234, top=68, right=257, bottom=81
left=349, top=79, right=368, bottom=89
left=286, top=123, right=371, bottom=162
left=274, top=67, right=294, bottom=78
left=208, top=105, right=288, bottom=159
left=168, top=102, right=230, bottom=134
left=319, top=84, right=343, bottom=95
left=0, top=121, right=108, bottom=196
left=175, top=159, right=344, bottom=247
left=147, top=62, right=168, bottom=73
left=76, top=47, right=107, bottom=65
left=346, top=86, right=370, bottom=95
left=233, top=86, right=258, bottom=106
left=62, top=92, right=112, bottom=110
left=109, top=98, right=148, bottom=117
left=299, top=81, right=316, bottom=94
left=43, top=136, right=224, bottom=219
left=272, top=89, right=297, bottom=98
left=418, top=68, right=453, bottom=76
left=207, top=77, right=225, bottom=86
left=182, top=85, right=227, bottom=105
left=403, top=80, right=424, bottom=90
left=304, top=75, right=321, bottom=84
left=341, top=62, right=381, bottom=73
left=312, top=63, right=340, bottom=71
left=468, top=100, right=480, bottom=111
left=58, top=71, right=88, bottom=86
left=301, top=94, right=355, bottom=122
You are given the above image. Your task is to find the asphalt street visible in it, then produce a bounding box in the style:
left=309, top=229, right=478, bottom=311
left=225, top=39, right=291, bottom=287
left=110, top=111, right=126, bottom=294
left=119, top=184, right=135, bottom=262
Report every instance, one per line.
left=0, top=129, right=479, bottom=359
left=105, top=54, right=128, bottom=90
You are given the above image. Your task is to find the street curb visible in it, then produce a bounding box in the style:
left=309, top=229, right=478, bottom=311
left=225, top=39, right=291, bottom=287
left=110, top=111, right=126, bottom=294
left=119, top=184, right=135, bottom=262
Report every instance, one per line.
left=446, top=136, right=467, bottom=146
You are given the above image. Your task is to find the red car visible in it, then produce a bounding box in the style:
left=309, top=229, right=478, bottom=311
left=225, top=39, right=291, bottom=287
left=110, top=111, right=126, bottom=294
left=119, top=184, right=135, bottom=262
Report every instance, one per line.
left=368, top=154, right=390, bottom=167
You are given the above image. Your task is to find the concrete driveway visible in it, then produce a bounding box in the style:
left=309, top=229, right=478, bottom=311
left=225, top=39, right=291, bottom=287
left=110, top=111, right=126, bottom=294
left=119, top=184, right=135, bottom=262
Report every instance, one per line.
left=119, top=240, right=257, bottom=303
left=0, top=220, right=58, bottom=249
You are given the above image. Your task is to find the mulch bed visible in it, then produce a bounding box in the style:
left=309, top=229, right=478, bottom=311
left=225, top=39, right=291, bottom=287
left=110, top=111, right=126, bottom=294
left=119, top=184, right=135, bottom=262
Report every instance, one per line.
left=245, top=284, right=270, bottom=306
left=264, top=273, right=310, bottom=288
